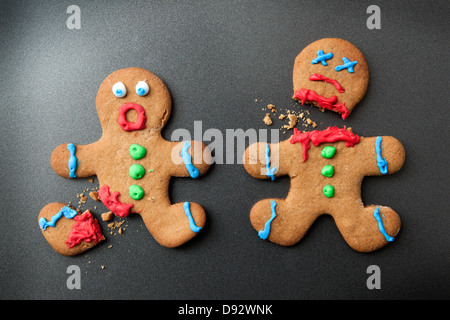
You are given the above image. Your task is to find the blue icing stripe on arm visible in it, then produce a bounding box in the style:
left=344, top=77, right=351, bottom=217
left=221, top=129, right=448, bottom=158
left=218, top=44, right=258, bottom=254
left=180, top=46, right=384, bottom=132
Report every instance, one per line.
left=265, top=143, right=277, bottom=181
left=39, top=206, right=77, bottom=230
left=180, top=141, right=200, bottom=178
left=258, top=200, right=277, bottom=240
left=375, top=136, right=388, bottom=174
left=373, top=207, right=394, bottom=242
left=183, top=202, right=202, bottom=233
left=67, top=143, right=78, bottom=178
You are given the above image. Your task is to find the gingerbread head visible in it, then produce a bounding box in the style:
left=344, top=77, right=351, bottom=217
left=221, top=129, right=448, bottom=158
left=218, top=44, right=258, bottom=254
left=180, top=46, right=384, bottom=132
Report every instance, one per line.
left=40, top=68, right=211, bottom=255
left=293, top=38, right=369, bottom=119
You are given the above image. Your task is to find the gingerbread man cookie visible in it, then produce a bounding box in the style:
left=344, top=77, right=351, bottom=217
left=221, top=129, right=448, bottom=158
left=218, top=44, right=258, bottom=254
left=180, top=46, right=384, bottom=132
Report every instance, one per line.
left=39, top=68, right=211, bottom=255
left=244, top=39, right=405, bottom=252
left=293, top=38, right=369, bottom=119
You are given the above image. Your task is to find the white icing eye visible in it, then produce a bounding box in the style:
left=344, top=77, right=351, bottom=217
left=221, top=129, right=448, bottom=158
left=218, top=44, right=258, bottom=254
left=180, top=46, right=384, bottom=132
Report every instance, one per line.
left=135, top=81, right=150, bottom=96
left=112, top=82, right=127, bottom=98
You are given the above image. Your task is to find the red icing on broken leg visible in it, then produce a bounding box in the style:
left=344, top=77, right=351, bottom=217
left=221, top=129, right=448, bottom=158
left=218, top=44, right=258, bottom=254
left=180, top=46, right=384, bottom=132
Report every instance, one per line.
left=294, top=88, right=350, bottom=119
left=290, top=126, right=360, bottom=162
left=98, top=184, right=134, bottom=218
left=65, top=211, right=103, bottom=248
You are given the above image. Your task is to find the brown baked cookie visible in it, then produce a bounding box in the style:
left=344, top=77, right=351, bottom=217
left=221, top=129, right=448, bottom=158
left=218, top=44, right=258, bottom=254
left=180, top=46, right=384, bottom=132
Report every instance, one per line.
left=293, top=38, right=369, bottom=119
left=41, top=68, right=211, bottom=253
left=39, top=203, right=104, bottom=256
left=243, top=126, right=405, bottom=252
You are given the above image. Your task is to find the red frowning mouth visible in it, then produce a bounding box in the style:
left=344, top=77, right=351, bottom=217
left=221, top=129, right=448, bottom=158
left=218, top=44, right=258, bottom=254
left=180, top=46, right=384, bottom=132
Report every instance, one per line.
left=294, top=74, right=349, bottom=119
left=117, top=103, right=147, bottom=131
left=309, top=73, right=345, bottom=93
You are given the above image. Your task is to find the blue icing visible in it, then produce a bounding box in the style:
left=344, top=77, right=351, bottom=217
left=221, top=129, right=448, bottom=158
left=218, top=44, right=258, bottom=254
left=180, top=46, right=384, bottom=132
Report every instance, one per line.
left=311, top=50, right=333, bottom=66
left=67, top=143, right=78, bottom=178
left=375, top=136, right=388, bottom=174
left=258, top=200, right=277, bottom=240
left=265, top=143, right=277, bottom=181
left=39, top=206, right=77, bottom=230
left=373, top=207, right=394, bottom=242
left=180, top=141, right=200, bottom=178
left=183, top=202, right=202, bottom=233
left=335, top=57, right=358, bottom=73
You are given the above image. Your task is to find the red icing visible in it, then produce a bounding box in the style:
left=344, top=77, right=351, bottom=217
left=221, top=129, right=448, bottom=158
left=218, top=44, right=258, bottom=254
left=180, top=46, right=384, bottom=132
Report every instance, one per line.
left=290, top=126, right=360, bottom=162
left=117, top=103, right=147, bottom=131
left=309, top=73, right=345, bottom=93
left=65, top=211, right=103, bottom=248
left=294, top=89, right=350, bottom=119
left=98, top=185, right=134, bottom=218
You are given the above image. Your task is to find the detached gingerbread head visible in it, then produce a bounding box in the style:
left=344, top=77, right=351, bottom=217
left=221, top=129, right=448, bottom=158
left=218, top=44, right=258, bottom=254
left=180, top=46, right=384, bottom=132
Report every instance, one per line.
left=95, top=67, right=172, bottom=134
left=293, top=38, right=369, bottom=119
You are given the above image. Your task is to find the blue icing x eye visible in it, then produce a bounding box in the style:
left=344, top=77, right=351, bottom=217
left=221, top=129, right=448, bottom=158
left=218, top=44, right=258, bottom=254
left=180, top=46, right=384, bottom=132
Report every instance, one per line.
left=136, top=81, right=150, bottom=96
left=112, top=82, right=127, bottom=98
left=335, top=57, right=358, bottom=73
left=311, top=50, right=333, bottom=66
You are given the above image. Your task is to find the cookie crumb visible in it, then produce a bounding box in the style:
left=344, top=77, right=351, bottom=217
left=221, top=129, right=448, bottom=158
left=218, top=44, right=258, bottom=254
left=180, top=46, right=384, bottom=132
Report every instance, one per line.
left=87, top=178, right=94, bottom=183
left=89, top=191, right=99, bottom=201
left=282, top=114, right=298, bottom=130
left=263, top=113, right=272, bottom=125
left=278, top=114, right=286, bottom=120
left=306, top=118, right=317, bottom=128
left=101, top=211, right=114, bottom=222
left=267, top=104, right=276, bottom=113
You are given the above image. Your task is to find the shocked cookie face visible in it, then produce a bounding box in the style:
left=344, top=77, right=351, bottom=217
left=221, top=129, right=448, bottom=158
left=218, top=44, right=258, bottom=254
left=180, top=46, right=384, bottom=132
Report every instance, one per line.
left=95, top=68, right=172, bottom=134
left=293, top=38, right=369, bottom=119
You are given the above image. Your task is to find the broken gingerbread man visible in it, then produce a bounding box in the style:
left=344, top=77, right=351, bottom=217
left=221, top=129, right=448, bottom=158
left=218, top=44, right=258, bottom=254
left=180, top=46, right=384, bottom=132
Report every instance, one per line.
left=39, top=68, right=211, bottom=255
left=244, top=38, right=405, bottom=252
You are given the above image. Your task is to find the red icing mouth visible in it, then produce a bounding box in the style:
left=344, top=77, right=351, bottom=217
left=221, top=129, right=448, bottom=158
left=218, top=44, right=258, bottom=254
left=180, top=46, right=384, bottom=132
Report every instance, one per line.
left=294, top=88, right=350, bottom=120
left=309, top=73, right=345, bottom=93
left=117, top=103, right=147, bottom=131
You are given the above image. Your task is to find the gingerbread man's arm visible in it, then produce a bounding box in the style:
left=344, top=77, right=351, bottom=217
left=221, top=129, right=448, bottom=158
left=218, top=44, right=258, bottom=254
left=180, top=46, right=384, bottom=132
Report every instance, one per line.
left=243, top=140, right=293, bottom=180
left=164, top=140, right=211, bottom=178
left=354, top=136, right=405, bottom=176
left=50, top=141, right=100, bottom=179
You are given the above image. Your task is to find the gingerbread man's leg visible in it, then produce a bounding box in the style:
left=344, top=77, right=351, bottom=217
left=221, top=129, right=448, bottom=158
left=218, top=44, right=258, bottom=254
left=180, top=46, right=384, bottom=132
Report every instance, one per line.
left=250, top=197, right=321, bottom=246
left=331, top=204, right=401, bottom=252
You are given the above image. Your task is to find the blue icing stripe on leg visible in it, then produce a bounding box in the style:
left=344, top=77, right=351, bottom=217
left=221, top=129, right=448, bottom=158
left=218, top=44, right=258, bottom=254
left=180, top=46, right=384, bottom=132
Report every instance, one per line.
left=373, top=207, right=394, bottom=242
left=183, top=202, right=202, bottom=233
left=67, top=143, right=78, bottom=178
left=265, top=143, right=277, bottom=181
left=39, top=206, right=78, bottom=230
left=180, top=141, right=200, bottom=178
left=258, top=200, right=277, bottom=240
left=375, top=136, right=388, bottom=174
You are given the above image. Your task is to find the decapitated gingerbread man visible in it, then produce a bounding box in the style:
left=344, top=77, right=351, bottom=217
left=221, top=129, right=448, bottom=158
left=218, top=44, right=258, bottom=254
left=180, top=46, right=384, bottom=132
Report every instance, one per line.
left=244, top=39, right=405, bottom=252
left=39, top=68, right=211, bottom=255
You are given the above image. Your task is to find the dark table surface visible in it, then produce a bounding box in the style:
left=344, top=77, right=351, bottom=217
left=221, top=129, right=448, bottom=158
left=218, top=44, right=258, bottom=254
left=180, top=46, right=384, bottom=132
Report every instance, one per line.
left=0, top=0, right=449, bottom=300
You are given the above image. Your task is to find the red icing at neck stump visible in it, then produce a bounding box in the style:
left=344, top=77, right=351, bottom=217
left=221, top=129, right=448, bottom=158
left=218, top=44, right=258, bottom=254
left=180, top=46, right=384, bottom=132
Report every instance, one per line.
left=98, top=185, right=134, bottom=218
left=290, top=126, right=360, bottom=162
left=294, top=88, right=350, bottom=119
left=65, top=211, right=103, bottom=248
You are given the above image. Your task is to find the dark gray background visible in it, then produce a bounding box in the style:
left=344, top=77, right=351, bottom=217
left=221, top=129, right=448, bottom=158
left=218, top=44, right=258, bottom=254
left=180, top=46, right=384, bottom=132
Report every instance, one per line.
left=0, top=0, right=448, bottom=300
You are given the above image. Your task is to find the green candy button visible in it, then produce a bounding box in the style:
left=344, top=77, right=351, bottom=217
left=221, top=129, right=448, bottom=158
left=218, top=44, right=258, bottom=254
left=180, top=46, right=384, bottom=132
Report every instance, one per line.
left=129, top=144, right=147, bottom=160
left=321, top=146, right=336, bottom=159
left=321, top=165, right=334, bottom=178
left=129, top=164, right=145, bottom=180
left=129, top=184, right=144, bottom=200
left=323, top=185, right=335, bottom=198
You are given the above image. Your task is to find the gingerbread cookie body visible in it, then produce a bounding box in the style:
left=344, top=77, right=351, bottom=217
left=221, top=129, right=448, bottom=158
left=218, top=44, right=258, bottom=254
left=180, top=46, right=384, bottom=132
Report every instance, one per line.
left=244, top=127, right=405, bottom=252
left=40, top=68, right=211, bottom=254
left=293, top=38, right=369, bottom=119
